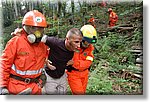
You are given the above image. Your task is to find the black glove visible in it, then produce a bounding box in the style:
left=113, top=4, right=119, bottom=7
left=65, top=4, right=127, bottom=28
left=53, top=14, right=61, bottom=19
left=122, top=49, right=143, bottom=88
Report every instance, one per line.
left=66, top=66, right=77, bottom=72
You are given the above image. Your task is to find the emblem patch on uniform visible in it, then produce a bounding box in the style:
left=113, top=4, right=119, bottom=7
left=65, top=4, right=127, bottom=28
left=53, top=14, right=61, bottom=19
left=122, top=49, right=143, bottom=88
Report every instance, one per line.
left=83, top=52, right=87, bottom=56
left=18, top=52, right=29, bottom=56
left=35, top=17, right=42, bottom=23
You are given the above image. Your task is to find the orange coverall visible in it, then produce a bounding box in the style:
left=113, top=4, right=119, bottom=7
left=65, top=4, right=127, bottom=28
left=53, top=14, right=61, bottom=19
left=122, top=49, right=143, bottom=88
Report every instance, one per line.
left=109, top=11, right=118, bottom=27
left=67, top=44, right=94, bottom=95
left=88, top=17, right=96, bottom=28
left=0, top=29, right=48, bottom=95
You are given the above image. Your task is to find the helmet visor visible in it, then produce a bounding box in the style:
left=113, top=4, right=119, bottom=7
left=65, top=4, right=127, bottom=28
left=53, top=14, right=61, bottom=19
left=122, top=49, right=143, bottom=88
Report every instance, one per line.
left=83, top=36, right=97, bottom=44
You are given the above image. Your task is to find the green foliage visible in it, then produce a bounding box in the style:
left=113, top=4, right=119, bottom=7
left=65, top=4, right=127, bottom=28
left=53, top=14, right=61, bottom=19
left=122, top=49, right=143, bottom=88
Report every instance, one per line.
left=2, top=33, right=12, bottom=48
left=0, top=37, right=4, bottom=55
left=89, top=29, right=142, bottom=94
left=2, top=23, right=17, bottom=48
left=132, top=28, right=143, bottom=44
left=87, top=63, right=113, bottom=95
left=2, top=1, right=143, bottom=95
left=13, top=17, right=23, bottom=24
left=120, top=6, right=142, bottom=16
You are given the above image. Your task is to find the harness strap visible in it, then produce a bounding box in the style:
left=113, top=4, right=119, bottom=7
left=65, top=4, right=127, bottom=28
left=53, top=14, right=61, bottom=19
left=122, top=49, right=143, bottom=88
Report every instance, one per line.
left=72, top=68, right=88, bottom=72
left=10, top=74, right=40, bottom=84
left=67, top=66, right=88, bottom=72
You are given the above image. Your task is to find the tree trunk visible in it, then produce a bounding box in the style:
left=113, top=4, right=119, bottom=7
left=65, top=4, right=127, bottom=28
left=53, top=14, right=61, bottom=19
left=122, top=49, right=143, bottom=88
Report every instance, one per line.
left=14, top=0, right=18, bottom=20
left=71, top=0, right=75, bottom=25
left=57, top=1, right=62, bottom=18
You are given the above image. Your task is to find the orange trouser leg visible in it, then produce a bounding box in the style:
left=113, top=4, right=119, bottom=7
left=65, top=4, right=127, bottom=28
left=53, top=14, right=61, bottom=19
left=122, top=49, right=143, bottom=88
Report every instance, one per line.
left=67, top=70, right=89, bottom=95
left=68, top=74, right=84, bottom=95
left=81, top=75, right=88, bottom=93
left=8, top=78, right=41, bottom=95
left=109, top=21, right=116, bottom=27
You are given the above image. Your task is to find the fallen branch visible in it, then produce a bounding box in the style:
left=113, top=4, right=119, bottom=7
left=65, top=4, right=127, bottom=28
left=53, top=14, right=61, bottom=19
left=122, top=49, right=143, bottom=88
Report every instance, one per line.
left=129, top=49, right=143, bottom=53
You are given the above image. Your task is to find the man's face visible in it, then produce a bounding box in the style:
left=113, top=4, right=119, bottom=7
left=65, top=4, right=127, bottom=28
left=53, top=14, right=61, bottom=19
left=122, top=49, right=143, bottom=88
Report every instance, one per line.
left=67, top=34, right=82, bottom=51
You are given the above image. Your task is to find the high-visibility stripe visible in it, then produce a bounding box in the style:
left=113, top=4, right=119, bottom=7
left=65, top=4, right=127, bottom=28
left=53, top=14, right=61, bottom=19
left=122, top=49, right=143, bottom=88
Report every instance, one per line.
left=86, top=56, right=93, bottom=61
left=11, top=64, right=43, bottom=75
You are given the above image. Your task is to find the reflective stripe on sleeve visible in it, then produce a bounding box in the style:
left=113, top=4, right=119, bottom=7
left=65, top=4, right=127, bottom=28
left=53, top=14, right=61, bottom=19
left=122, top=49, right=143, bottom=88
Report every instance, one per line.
left=86, top=56, right=93, bottom=61
left=11, top=64, right=43, bottom=75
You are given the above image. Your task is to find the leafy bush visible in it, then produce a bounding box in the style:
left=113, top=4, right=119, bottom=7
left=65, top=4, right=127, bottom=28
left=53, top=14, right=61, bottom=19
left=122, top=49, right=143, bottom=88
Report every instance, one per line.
left=87, top=63, right=113, bottom=95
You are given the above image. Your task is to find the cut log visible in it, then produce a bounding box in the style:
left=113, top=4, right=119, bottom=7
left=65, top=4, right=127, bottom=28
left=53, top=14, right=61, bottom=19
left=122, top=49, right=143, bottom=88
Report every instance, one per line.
left=132, top=73, right=143, bottom=79
left=129, top=49, right=142, bottom=53
left=106, top=23, right=135, bottom=32
left=136, top=56, right=143, bottom=64
left=118, top=27, right=134, bottom=30
left=117, top=24, right=133, bottom=27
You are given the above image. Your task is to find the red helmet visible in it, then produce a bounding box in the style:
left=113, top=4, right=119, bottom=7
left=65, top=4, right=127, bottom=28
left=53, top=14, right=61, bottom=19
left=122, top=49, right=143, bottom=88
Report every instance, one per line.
left=108, top=8, right=112, bottom=12
left=22, top=10, right=47, bottom=27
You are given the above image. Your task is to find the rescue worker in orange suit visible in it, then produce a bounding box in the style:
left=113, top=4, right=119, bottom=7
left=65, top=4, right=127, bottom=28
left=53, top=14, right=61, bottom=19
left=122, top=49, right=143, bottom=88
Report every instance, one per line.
left=0, top=10, right=48, bottom=95
left=88, top=14, right=96, bottom=28
left=108, top=8, right=118, bottom=27
left=9, top=26, right=83, bottom=95
left=66, top=25, right=97, bottom=95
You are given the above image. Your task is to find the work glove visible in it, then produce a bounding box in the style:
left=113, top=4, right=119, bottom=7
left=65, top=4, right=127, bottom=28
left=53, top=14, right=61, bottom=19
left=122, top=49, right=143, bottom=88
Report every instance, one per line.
left=11, top=28, right=22, bottom=36
left=0, top=88, right=9, bottom=95
left=41, top=35, right=48, bottom=43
